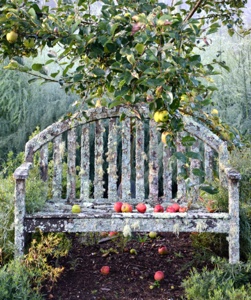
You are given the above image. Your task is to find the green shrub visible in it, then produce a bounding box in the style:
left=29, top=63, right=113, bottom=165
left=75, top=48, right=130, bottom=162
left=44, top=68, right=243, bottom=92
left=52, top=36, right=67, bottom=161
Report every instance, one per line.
left=25, top=167, right=48, bottom=213
left=0, top=259, right=42, bottom=300
left=182, top=257, right=251, bottom=300
left=0, top=176, right=15, bottom=264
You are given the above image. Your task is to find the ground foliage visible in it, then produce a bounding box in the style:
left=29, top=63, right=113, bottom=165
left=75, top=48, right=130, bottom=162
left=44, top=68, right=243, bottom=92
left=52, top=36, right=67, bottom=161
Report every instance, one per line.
left=42, top=232, right=215, bottom=300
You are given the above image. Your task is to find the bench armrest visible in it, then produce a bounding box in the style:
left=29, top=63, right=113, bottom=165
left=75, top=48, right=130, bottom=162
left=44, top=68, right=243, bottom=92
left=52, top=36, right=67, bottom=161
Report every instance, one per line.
left=219, top=163, right=241, bottom=181
left=13, top=162, right=33, bottom=180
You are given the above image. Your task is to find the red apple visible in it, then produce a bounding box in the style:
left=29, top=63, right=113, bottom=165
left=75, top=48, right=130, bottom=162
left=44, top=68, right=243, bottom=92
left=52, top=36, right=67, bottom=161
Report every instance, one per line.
left=171, top=203, right=180, bottom=212
left=136, top=203, right=147, bottom=213
left=114, top=201, right=123, bottom=212
left=154, top=204, right=164, bottom=212
left=154, top=270, right=164, bottom=281
left=179, top=206, right=188, bottom=213
left=109, top=231, right=118, bottom=237
left=166, top=206, right=176, bottom=213
left=158, top=246, right=168, bottom=255
left=100, top=266, right=110, bottom=275
left=121, top=202, right=133, bottom=213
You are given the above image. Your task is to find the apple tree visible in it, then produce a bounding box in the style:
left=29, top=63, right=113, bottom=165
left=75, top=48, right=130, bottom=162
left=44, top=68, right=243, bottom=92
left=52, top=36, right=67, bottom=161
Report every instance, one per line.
left=0, top=0, right=249, bottom=143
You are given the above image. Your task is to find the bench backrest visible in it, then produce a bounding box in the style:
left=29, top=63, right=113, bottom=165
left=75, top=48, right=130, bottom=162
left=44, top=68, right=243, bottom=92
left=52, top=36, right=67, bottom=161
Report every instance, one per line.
left=23, top=105, right=229, bottom=206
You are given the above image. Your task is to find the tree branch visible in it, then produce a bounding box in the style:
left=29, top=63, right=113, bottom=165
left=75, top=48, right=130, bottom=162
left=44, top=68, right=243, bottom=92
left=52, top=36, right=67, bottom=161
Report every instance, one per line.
left=184, top=0, right=205, bottom=22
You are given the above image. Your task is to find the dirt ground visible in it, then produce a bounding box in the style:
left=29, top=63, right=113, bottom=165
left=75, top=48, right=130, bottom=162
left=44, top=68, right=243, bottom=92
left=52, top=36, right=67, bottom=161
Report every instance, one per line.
left=42, top=232, right=213, bottom=300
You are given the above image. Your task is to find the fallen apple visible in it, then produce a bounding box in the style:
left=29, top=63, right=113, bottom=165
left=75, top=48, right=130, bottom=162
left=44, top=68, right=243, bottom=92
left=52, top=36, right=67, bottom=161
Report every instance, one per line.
left=166, top=206, right=176, bottom=213
left=154, top=270, right=164, bottom=281
left=109, top=231, right=118, bottom=237
left=179, top=206, right=188, bottom=213
left=158, top=246, right=168, bottom=255
left=136, top=203, right=147, bottom=213
left=171, top=203, right=180, bottom=212
left=100, top=266, right=110, bottom=275
left=71, top=204, right=81, bottom=213
left=153, top=204, right=164, bottom=212
left=113, top=201, right=123, bottom=212
left=149, top=231, right=157, bottom=238
left=121, top=202, right=133, bottom=213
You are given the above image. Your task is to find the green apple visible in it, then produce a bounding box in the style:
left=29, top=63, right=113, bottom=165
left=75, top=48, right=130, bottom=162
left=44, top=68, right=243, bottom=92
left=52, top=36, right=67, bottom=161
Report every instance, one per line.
left=71, top=204, right=81, bottom=213
left=149, top=231, right=157, bottom=238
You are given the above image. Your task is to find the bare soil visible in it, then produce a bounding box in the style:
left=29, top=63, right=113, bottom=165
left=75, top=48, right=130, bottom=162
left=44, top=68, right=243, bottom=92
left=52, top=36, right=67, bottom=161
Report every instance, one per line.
left=42, top=232, right=213, bottom=300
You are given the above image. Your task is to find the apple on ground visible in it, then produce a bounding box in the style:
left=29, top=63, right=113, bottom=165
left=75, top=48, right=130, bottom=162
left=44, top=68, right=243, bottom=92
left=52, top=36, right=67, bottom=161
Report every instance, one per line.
left=71, top=204, right=81, bottom=213
left=136, top=203, right=147, bottom=213
left=114, top=201, right=123, bottom=212
left=121, top=202, right=133, bottom=213
left=158, top=246, right=168, bottom=255
left=149, top=231, right=157, bottom=238
left=153, top=204, right=164, bottom=212
left=100, top=266, right=110, bottom=275
left=166, top=206, right=176, bottom=213
left=109, top=231, right=118, bottom=237
left=154, top=271, right=164, bottom=281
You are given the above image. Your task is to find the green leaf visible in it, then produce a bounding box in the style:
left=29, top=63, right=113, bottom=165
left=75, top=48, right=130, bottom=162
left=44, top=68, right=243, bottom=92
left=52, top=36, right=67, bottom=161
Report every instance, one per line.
left=181, top=136, right=196, bottom=146
left=200, top=185, right=218, bottom=195
left=174, top=152, right=187, bottom=163
left=109, top=99, right=125, bottom=109
left=186, top=151, right=201, bottom=160
left=73, top=73, right=84, bottom=82
left=111, top=23, right=119, bottom=36
left=135, top=43, right=145, bottom=55
left=92, top=68, right=105, bottom=77
left=32, top=63, right=43, bottom=71
left=192, top=168, right=205, bottom=177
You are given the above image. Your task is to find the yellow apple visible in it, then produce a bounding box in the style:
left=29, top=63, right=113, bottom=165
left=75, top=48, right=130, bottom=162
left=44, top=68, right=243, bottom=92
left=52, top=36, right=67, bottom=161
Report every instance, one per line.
left=71, top=204, right=81, bottom=213
left=6, top=31, right=18, bottom=43
left=153, top=111, right=161, bottom=123
left=161, top=131, right=170, bottom=144
left=159, top=110, right=169, bottom=122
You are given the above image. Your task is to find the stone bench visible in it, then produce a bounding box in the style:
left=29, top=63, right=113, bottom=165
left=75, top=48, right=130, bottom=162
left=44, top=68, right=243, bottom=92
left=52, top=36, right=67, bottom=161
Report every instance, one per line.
left=13, top=105, right=241, bottom=263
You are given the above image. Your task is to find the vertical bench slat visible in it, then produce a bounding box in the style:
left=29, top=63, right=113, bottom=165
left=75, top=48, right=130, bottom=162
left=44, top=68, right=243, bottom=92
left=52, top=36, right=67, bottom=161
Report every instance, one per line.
left=135, top=119, right=145, bottom=200
left=107, top=118, right=118, bottom=200
left=176, top=132, right=186, bottom=200
left=67, top=128, right=76, bottom=202
left=80, top=124, right=90, bottom=201
left=39, top=144, right=48, bottom=181
left=94, top=120, right=104, bottom=198
left=163, top=145, right=172, bottom=201
left=204, top=143, right=214, bottom=182
left=189, top=138, right=200, bottom=202
left=52, top=135, right=63, bottom=200
left=121, top=117, right=131, bottom=200
left=148, top=119, right=159, bottom=203
left=219, top=142, right=229, bottom=188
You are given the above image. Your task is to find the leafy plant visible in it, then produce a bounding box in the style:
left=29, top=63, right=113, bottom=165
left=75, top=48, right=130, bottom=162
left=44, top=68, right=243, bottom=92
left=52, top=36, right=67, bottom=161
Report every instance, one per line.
left=182, top=257, right=251, bottom=300
left=24, top=230, right=71, bottom=292
left=0, top=0, right=248, bottom=144
left=0, top=259, right=43, bottom=300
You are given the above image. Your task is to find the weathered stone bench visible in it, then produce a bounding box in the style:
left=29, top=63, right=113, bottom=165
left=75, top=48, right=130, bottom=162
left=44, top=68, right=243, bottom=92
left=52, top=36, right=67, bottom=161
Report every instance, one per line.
left=14, top=105, right=241, bottom=263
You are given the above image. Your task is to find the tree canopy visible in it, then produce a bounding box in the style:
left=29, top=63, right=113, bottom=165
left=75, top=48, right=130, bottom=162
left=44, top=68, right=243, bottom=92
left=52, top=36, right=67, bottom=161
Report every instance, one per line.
left=0, top=0, right=249, bottom=144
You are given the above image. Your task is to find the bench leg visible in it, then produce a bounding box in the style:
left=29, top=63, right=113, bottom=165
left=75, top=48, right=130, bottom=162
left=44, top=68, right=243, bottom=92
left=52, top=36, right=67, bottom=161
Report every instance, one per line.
left=228, top=222, right=240, bottom=264
left=228, top=178, right=240, bottom=264
left=14, top=179, right=26, bottom=257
